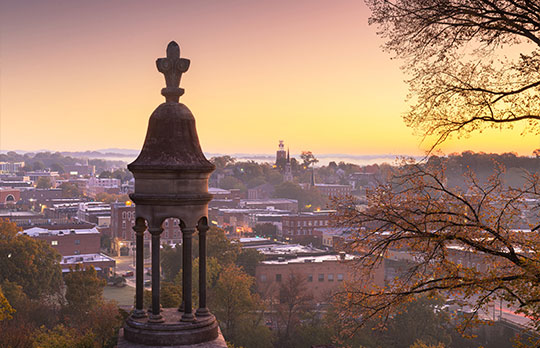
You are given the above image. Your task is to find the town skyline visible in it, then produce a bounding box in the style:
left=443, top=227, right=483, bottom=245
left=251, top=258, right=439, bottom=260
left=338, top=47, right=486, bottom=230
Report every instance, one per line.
left=2, top=0, right=539, bottom=156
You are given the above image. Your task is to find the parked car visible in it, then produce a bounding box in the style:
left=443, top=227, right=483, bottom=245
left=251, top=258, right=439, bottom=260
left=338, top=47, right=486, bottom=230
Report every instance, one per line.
left=123, top=271, right=134, bottom=277
left=144, top=280, right=151, bottom=287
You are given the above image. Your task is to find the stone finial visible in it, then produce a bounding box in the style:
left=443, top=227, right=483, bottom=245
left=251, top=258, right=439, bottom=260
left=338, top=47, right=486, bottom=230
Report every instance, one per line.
left=156, top=41, right=190, bottom=102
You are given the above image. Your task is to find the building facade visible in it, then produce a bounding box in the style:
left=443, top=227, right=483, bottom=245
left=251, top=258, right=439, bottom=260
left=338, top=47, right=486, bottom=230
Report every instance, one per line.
left=256, top=254, right=384, bottom=302
left=281, top=211, right=333, bottom=243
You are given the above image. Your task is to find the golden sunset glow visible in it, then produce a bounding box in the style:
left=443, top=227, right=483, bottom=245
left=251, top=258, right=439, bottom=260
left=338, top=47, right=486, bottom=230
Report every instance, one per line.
left=1, top=0, right=538, bottom=156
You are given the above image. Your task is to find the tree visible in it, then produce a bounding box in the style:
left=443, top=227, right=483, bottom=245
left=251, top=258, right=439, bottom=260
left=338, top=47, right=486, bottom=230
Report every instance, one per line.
left=300, top=151, right=318, bottom=168
left=409, top=341, right=446, bottom=348
left=32, top=161, right=45, bottom=171
left=32, top=324, right=96, bottom=348
left=219, top=176, right=247, bottom=192
left=0, top=220, right=63, bottom=300
left=0, top=287, right=14, bottom=322
left=161, top=244, right=182, bottom=282
left=366, top=0, right=540, bottom=151
left=94, top=192, right=129, bottom=203
left=236, top=248, right=264, bottom=277
left=174, top=257, right=222, bottom=307
left=36, top=176, right=52, bottom=189
left=333, top=0, right=540, bottom=339
left=273, top=273, right=314, bottom=347
left=64, top=265, right=105, bottom=320
left=210, top=264, right=261, bottom=343
left=334, top=161, right=540, bottom=335
left=379, top=295, right=452, bottom=348
left=60, top=182, right=82, bottom=198
left=210, top=155, right=235, bottom=169
left=160, top=281, right=182, bottom=308
left=253, top=223, right=278, bottom=239
left=79, top=301, right=124, bottom=348
left=99, top=170, right=113, bottom=179
left=193, top=227, right=240, bottom=266
left=274, top=182, right=327, bottom=211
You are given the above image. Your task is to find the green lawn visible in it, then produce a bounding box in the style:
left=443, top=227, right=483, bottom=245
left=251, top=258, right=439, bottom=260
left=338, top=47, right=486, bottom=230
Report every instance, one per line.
left=103, top=285, right=135, bottom=307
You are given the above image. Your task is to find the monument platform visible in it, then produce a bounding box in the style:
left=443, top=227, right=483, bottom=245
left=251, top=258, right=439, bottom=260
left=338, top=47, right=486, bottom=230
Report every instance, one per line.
left=120, top=308, right=223, bottom=347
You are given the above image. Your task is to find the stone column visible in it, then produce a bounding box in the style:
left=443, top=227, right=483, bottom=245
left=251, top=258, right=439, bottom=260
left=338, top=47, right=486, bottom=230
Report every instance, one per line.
left=181, top=227, right=195, bottom=322
left=132, top=223, right=147, bottom=318
left=196, top=223, right=210, bottom=317
left=149, top=226, right=164, bottom=323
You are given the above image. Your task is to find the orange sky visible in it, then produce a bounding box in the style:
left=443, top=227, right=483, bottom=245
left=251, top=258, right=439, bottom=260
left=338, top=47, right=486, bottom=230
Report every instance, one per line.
left=1, top=0, right=538, bottom=156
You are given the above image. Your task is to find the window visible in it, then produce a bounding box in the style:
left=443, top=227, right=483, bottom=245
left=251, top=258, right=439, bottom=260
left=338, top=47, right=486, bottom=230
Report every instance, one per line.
left=276, top=274, right=282, bottom=282
left=328, top=274, right=334, bottom=282
left=74, top=250, right=80, bottom=255
left=337, top=274, right=344, bottom=281
left=307, top=274, right=313, bottom=282
left=260, top=274, right=267, bottom=282
left=51, top=240, right=58, bottom=246
left=75, top=240, right=80, bottom=245
left=122, top=212, right=126, bottom=219
left=122, top=221, right=126, bottom=229
left=318, top=274, right=324, bottom=282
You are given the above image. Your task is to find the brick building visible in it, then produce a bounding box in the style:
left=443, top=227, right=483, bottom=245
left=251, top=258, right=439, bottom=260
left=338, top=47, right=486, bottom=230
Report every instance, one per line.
left=247, top=183, right=275, bottom=200
left=256, top=253, right=384, bottom=302
left=86, top=176, right=121, bottom=196
left=0, top=188, right=20, bottom=206
left=314, top=184, right=352, bottom=197
left=77, top=201, right=111, bottom=226
left=23, top=224, right=100, bottom=255
left=21, top=223, right=115, bottom=277
left=20, top=188, right=62, bottom=206
left=281, top=210, right=334, bottom=243
left=110, top=202, right=182, bottom=255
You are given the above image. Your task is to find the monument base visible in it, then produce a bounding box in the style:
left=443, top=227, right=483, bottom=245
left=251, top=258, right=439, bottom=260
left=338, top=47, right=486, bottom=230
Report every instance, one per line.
left=121, top=308, right=222, bottom=347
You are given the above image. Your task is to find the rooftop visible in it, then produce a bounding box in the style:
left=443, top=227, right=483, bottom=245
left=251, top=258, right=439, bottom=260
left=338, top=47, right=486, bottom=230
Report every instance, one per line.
left=262, top=253, right=355, bottom=265
left=62, top=253, right=115, bottom=264
left=256, top=243, right=325, bottom=255
left=23, top=226, right=100, bottom=237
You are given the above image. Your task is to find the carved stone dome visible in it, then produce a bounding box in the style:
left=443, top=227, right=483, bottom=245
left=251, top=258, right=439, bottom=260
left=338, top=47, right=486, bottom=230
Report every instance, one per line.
left=128, top=102, right=214, bottom=173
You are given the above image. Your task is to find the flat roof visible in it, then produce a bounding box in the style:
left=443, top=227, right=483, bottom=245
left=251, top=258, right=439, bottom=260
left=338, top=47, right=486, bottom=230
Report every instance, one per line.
left=240, top=199, right=298, bottom=204
left=262, top=254, right=356, bottom=265
left=256, top=243, right=325, bottom=255
left=209, top=187, right=232, bottom=194
left=61, top=253, right=115, bottom=264
left=23, top=226, right=99, bottom=237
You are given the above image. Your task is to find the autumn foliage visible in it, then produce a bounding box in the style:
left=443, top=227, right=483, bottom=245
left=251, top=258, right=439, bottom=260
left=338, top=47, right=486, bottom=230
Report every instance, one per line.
left=333, top=159, right=540, bottom=337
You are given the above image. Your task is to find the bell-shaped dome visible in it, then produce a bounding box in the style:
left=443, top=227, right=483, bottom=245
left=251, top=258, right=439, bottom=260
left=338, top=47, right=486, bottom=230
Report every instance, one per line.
left=128, top=102, right=214, bottom=172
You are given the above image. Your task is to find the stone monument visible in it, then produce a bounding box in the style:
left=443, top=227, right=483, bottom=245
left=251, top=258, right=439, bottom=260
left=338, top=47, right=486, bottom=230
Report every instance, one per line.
left=119, top=41, right=225, bottom=347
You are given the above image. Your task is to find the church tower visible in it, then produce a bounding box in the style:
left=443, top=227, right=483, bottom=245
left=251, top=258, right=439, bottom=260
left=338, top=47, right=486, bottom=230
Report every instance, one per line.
left=283, top=148, right=293, bottom=182
left=275, top=140, right=287, bottom=169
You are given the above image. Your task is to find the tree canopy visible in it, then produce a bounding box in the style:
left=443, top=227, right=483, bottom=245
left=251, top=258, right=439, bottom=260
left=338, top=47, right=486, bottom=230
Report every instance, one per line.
left=0, top=220, right=62, bottom=300
left=367, top=0, right=540, bottom=150
left=335, top=159, right=540, bottom=335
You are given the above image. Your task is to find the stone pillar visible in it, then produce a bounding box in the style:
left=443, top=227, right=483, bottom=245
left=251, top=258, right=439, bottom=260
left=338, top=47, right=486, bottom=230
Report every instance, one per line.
left=149, top=226, right=164, bottom=323
left=181, top=227, right=195, bottom=322
left=132, top=223, right=147, bottom=318
left=196, top=223, right=210, bottom=317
